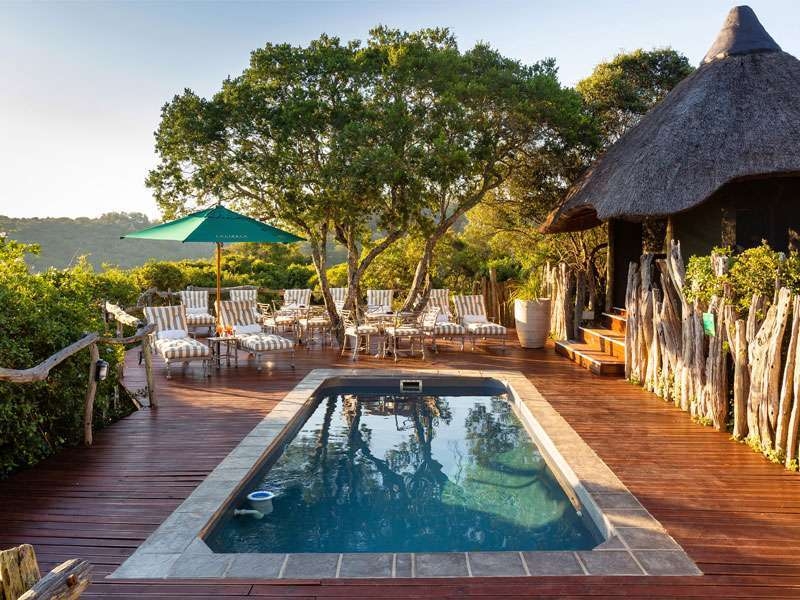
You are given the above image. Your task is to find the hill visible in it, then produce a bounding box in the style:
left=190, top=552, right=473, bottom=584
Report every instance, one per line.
left=0, top=212, right=216, bottom=271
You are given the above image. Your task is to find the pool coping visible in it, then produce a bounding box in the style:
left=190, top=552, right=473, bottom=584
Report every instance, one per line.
left=109, top=368, right=701, bottom=580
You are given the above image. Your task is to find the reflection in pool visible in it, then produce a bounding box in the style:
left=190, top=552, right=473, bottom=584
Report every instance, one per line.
left=206, top=390, right=599, bottom=553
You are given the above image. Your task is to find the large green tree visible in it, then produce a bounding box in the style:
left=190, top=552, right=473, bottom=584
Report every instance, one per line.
left=146, top=27, right=579, bottom=322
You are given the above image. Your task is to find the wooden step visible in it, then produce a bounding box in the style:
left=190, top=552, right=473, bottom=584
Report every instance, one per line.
left=601, top=311, right=627, bottom=333
left=580, top=327, right=626, bottom=359
left=610, top=306, right=627, bottom=317
left=554, top=340, right=625, bottom=376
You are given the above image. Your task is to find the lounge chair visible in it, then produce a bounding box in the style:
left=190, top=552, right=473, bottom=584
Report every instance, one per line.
left=218, top=300, right=295, bottom=370
left=366, top=289, right=393, bottom=313
left=144, top=305, right=211, bottom=379
left=453, top=294, right=507, bottom=350
left=178, top=290, right=215, bottom=335
left=330, top=287, right=348, bottom=313
left=283, top=288, right=312, bottom=308
left=426, top=289, right=466, bottom=351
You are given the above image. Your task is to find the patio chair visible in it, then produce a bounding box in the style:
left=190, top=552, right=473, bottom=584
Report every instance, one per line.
left=218, top=300, right=295, bottom=370
left=283, top=288, right=312, bottom=308
left=144, top=305, right=211, bottom=379
left=426, top=289, right=466, bottom=351
left=452, top=294, right=507, bottom=350
left=366, top=289, right=394, bottom=313
left=178, top=290, right=215, bottom=335
left=298, top=305, right=333, bottom=348
left=340, top=309, right=380, bottom=360
left=385, top=310, right=428, bottom=361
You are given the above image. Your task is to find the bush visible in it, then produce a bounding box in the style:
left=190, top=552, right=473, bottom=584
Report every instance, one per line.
left=0, top=239, right=133, bottom=477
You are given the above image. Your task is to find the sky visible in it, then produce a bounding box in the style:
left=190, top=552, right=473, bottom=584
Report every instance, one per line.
left=0, top=0, right=798, bottom=220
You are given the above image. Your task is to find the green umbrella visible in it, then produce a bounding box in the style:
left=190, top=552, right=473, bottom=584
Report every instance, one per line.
left=122, top=204, right=304, bottom=320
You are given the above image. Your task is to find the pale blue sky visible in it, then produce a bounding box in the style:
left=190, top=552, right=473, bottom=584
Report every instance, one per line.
left=0, top=0, right=798, bottom=219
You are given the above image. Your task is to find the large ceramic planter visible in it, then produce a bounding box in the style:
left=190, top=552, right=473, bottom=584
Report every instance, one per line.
left=514, top=298, right=551, bottom=349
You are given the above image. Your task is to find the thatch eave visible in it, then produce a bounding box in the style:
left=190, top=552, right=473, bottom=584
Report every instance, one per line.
left=542, top=6, right=800, bottom=234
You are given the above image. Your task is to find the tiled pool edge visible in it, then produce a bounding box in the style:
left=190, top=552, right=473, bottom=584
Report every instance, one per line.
left=109, top=368, right=701, bottom=580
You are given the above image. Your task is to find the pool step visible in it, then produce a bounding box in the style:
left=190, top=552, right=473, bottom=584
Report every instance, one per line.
left=554, top=340, right=625, bottom=376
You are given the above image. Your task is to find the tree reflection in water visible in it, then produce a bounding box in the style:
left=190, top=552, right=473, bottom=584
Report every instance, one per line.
left=206, top=393, right=598, bottom=553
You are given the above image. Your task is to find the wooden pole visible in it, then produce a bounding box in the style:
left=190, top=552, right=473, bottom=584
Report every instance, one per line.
left=18, top=558, right=91, bottom=600
left=143, top=338, right=156, bottom=408
left=776, top=295, right=800, bottom=454
left=0, top=544, right=41, bottom=600
left=215, top=241, right=223, bottom=323
left=605, top=220, right=615, bottom=313
left=83, top=343, right=100, bottom=446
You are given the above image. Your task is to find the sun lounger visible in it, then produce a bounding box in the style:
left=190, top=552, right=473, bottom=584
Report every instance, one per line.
left=453, top=294, right=507, bottom=350
left=218, top=300, right=295, bottom=370
left=144, top=305, right=211, bottom=378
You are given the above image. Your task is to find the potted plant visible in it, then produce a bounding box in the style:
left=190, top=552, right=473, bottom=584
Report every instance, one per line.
left=510, top=273, right=550, bottom=349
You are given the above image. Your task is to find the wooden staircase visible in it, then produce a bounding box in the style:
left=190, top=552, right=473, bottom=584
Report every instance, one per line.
left=554, top=308, right=626, bottom=376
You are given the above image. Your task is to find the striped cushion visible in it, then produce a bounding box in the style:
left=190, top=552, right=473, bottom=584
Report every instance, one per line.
left=467, top=322, right=507, bottom=336
left=385, top=325, right=422, bottom=336
left=186, top=312, right=215, bottom=325
left=230, top=289, right=258, bottom=303
left=284, top=289, right=312, bottom=306
left=434, top=323, right=466, bottom=335
left=238, top=333, right=294, bottom=352
left=453, top=295, right=487, bottom=321
left=145, top=306, right=188, bottom=333
left=330, top=287, right=348, bottom=303
left=179, top=290, right=209, bottom=310
left=154, top=337, right=210, bottom=359
left=427, top=289, right=452, bottom=319
left=219, top=300, right=258, bottom=328
left=367, top=290, right=393, bottom=310
left=345, top=324, right=380, bottom=335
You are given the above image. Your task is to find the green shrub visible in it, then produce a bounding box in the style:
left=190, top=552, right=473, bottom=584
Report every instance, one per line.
left=0, top=239, right=133, bottom=477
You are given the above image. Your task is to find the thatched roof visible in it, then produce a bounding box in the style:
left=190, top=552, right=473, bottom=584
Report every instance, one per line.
left=542, top=5, right=800, bottom=233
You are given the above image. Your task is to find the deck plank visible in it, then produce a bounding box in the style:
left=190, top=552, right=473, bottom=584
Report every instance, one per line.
left=1, top=338, right=799, bottom=598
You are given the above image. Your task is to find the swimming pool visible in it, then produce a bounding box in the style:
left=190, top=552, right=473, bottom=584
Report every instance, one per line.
left=111, top=368, right=700, bottom=580
left=205, top=377, right=600, bottom=554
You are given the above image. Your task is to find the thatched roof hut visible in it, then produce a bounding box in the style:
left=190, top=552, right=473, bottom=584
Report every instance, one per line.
left=542, top=5, right=800, bottom=234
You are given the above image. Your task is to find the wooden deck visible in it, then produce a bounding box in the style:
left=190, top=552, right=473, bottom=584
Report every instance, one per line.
left=2, top=338, right=800, bottom=598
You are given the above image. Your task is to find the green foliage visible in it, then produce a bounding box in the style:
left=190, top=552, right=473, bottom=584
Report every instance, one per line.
left=577, top=48, right=693, bottom=145
left=0, top=238, right=133, bottom=477
left=685, top=242, right=790, bottom=315
left=509, top=271, right=546, bottom=301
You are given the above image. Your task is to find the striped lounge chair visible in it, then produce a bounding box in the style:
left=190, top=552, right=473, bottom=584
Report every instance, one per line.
left=330, top=287, right=348, bottom=313
left=425, top=289, right=466, bottom=351
left=144, top=305, right=211, bottom=379
left=218, top=300, right=295, bottom=370
left=179, top=290, right=215, bottom=335
left=453, top=294, right=507, bottom=350
left=283, top=288, right=312, bottom=308
left=366, top=289, right=393, bottom=313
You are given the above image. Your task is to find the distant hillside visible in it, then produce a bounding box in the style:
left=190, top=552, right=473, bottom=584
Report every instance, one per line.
left=0, top=212, right=211, bottom=271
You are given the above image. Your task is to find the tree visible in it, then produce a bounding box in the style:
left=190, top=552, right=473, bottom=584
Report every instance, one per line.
left=147, top=27, right=579, bottom=326
left=576, top=48, right=693, bottom=146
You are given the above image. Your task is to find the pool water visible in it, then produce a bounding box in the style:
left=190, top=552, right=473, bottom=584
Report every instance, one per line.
left=205, top=385, right=599, bottom=554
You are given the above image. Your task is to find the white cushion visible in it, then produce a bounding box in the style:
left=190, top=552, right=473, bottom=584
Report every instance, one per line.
left=186, top=307, right=207, bottom=315
left=235, top=323, right=262, bottom=335
left=157, top=328, right=189, bottom=340
left=436, top=312, right=450, bottom=323
left=462, top=314, right=488, bottom=325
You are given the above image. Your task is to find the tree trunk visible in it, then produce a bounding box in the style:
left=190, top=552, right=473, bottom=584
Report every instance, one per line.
left=403, top=236, right=436, bottom=312
left=748, top=288, right=791, bottom=449
left=776, top=295, right=800, bottom=454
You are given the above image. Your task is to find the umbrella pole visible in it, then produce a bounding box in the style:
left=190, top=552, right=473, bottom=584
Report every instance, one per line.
left=216, top=242, right=222, bottom=325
